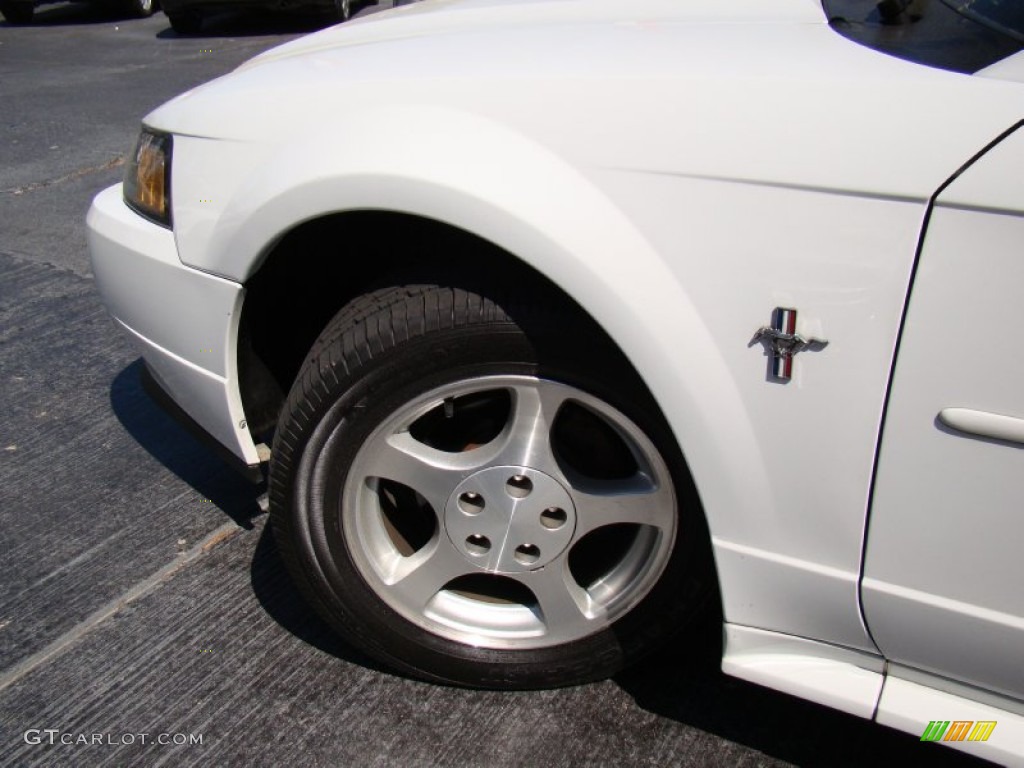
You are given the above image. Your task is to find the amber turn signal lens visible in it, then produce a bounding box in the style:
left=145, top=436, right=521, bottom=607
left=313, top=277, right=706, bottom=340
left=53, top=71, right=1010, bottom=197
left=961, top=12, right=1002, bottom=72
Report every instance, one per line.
left=124, top=129, right=172, bottom=226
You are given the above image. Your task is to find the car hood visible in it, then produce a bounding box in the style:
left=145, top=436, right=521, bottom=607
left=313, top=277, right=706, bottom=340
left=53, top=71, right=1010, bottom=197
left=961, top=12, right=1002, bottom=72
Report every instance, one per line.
left=238, top=0, right=825, bottom=73
left=147, top=0, right=827, bottom=140
left=143, top=0, right=1022, bottom=206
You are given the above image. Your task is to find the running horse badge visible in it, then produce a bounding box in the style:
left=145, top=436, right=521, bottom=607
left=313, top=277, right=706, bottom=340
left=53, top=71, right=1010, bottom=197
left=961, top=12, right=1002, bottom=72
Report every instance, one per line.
left=751, top=308, right=828, bottom=381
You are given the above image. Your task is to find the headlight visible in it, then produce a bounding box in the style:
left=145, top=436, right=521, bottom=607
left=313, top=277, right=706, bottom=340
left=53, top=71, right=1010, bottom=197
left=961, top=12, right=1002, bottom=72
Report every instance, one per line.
left=124, top=128, right=172, bottom=227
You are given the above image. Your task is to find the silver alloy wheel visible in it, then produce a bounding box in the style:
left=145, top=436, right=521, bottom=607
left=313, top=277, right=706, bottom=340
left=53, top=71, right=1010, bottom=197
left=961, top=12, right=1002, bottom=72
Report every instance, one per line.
left=342, top=375, right=678, bottom=649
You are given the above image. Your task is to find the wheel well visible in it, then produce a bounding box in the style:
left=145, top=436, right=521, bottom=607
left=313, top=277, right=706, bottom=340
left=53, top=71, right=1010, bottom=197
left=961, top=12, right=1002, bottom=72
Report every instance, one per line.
left=238, top=211, right=619, bottom=442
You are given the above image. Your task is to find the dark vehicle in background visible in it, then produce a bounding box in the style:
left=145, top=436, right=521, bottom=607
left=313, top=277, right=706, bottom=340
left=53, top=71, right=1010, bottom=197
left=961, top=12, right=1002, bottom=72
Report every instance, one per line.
left=0, top=0, right=386, bottom=27
left=0, top=0, right=153, bottom=23
left=161, top=0, right=374, bottom=33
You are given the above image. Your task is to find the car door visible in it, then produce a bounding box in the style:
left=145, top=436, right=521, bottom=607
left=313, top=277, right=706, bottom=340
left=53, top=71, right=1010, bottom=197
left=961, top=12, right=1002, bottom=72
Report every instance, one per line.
left=862, top=122, right=1024, bottom=700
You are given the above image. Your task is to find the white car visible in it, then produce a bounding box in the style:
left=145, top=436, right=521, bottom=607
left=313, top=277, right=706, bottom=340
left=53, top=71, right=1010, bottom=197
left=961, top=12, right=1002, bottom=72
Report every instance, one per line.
left=87, top=0, right=1024, bottom=762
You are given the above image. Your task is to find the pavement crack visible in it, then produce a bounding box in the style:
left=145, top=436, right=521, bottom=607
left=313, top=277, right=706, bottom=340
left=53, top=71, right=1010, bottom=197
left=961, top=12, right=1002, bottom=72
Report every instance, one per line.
left=0, top=520, right=242, bottom=694
left=5, top=154, right=125, bottom=196
left=8, top=529, right=128, bottom=600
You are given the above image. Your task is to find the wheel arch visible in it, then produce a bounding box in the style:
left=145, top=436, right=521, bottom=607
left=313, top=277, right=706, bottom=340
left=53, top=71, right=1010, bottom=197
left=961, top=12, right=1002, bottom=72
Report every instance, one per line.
left=227, top=107, right=767, bottom=601
left=237, top=210, right=618, bottom=439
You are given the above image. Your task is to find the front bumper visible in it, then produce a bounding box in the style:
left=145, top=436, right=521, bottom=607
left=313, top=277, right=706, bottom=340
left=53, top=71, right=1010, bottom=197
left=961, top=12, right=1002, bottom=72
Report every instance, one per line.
left=87, top=184, right=261, bottom=470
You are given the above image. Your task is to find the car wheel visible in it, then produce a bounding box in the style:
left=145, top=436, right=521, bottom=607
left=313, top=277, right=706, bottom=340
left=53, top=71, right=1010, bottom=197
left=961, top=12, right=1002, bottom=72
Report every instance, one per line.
left=269, top=284, right=712, bottom=689
left=124, top=0, right=154, bottom=18
left=333, top=0, right=350, bottom=21
left=0, top=1, right=33, bottom=23
left=167, top=10, right=201, bottom=33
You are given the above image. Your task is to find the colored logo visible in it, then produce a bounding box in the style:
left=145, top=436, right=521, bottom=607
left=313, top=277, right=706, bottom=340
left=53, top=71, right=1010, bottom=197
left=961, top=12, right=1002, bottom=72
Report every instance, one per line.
left=921, top=720, right=996, bottom=742
left=750, top=307, right=827, bottom=381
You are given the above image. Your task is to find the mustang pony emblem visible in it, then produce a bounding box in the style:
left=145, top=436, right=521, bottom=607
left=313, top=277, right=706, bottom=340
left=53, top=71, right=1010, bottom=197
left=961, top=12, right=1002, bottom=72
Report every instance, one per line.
left=752, top=307, right=828, bottom=381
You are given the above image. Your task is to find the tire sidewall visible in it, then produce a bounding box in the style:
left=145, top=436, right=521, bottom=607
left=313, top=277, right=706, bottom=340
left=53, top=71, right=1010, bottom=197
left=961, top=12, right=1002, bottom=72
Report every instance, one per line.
left=1, top=2, right=33, bottom=23
left=167, top=11, right=201, bottom=33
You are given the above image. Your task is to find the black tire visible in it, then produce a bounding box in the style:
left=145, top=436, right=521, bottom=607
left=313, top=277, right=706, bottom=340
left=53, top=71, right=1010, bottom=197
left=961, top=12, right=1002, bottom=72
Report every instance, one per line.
left=269, top=284, right=712, bottom=689
left=167, top=10, right=201, bottom=33
left=124, top=0, right=154, bottom=18
left=0, top=2, right=33, bottom=23
left=333, top=0, right=350, bottom=21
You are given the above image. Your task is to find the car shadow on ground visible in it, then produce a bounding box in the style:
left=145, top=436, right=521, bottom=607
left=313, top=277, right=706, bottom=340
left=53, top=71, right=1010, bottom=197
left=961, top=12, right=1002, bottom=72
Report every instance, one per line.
left=614, top=619, right=994, bottom=767
left=110, top=358, right=392, bottom=671
left=248, top=521, right=394, bottom=673
left=110, top=359, right=263, bottom=528
left=153, top=7, right=330, bottom=39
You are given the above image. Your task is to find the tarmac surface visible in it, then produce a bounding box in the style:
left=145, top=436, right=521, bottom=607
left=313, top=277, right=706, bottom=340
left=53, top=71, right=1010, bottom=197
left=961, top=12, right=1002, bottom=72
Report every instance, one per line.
left=0, top=3, right=995, bottom=765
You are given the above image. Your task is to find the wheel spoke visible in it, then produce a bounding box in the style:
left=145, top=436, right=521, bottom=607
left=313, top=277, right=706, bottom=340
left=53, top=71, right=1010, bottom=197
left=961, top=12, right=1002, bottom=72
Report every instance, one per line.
left=514, top=563, right=604, bottom=641
left=385, top=536, right=471, bottom=612
left=359, top=431, right=481, bottom=514
left=491, top=382, right=571, bottom=476
left=571, top=473, right=675, bottom=539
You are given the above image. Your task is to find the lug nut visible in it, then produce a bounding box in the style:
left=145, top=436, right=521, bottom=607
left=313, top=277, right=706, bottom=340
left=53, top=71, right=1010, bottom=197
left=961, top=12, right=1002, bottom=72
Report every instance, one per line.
left=506, top=474, right=533, bottom=498
left=514, top=544, right=541, bottom=565
left=458, top=492, right=485, bottom=515
left=465, top=534, right=491, bottom=556
left=540, top=507, right=567, bottom=530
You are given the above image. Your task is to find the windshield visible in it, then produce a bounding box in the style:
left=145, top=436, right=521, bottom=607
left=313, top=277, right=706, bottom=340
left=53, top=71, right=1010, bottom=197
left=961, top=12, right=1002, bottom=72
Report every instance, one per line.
left=823, top=0, right=1024, bottom=73
left=941, top=0, right=1024, bottom=41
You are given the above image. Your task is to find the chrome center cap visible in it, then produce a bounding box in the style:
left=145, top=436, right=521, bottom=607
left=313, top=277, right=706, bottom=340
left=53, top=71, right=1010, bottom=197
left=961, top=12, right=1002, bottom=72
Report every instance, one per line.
left=444, top=466, right=577, bottom=573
